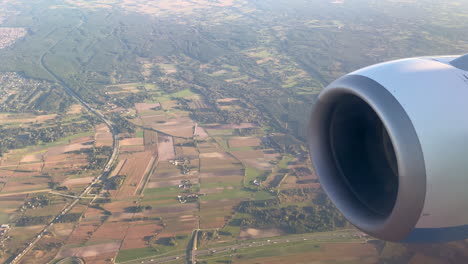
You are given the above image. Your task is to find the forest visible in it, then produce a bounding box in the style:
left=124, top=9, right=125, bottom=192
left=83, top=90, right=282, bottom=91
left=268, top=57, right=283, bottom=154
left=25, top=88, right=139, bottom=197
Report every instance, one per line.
left=2, top=0, right=467, bottom=143
left=236, top=194, right=347, bottom=234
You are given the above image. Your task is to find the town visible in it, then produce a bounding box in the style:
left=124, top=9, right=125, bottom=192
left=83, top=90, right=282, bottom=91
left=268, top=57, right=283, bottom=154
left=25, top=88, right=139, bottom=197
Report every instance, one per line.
left=0, top=27, right=26, bottom=49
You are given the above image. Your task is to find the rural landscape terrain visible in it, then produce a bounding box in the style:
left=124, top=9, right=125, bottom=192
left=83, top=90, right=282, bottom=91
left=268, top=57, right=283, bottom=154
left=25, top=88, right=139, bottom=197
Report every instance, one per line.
left=1, top=0, right=468, bottom=263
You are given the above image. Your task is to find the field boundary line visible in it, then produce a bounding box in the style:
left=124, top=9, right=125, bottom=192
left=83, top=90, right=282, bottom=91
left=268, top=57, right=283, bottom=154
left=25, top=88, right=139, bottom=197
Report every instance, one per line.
left=135, top=156, right=158, bottom=196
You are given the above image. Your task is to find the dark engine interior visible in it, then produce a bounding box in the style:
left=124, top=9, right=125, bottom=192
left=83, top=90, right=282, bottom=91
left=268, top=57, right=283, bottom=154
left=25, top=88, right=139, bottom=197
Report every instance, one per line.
left=328, top=94, right=399, bottom=217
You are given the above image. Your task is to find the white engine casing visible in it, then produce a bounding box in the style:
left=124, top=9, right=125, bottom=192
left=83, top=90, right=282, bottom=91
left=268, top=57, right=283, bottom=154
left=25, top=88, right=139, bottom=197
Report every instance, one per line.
left=308, top=55, right=468, bottom=242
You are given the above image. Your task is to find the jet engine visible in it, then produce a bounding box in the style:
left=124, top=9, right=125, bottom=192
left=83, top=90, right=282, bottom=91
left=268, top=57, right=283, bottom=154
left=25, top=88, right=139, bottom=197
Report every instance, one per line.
left=308, top=54, right=468, bottom=243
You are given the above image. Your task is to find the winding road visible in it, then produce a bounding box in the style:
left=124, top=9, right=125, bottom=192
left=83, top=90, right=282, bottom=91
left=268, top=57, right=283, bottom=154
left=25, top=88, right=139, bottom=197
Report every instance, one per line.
left=9, top=19, right=120, bottom=264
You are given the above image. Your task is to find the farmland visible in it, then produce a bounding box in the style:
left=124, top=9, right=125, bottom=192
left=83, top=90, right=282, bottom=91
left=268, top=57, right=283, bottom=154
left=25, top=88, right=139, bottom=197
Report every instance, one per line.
left=0, top=112, right=111, bottom=262
left=4, top=78, right=325, bottom=263
left=1, top=0, right=468, bottom=263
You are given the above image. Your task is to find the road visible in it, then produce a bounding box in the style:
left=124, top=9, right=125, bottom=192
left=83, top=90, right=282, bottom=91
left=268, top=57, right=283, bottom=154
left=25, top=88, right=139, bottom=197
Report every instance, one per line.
left=120, top=229, right=366, bottom=264
left=48, top=191, right=96, bottom=200
left=8, top=18, right=120, bottom=264
left=0, top=189, right=52, bottom=197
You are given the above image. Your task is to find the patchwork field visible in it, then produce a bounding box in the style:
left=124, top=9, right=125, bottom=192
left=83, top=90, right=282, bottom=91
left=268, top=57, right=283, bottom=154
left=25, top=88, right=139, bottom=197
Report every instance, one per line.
left=1, top=84, right=307, bottom=262
left=109, top=151, right=156, bottom=198
left=3, top=0, right=468, bottom=262
left=0, top=195, right=26, bottom=224
left=0, top=133, right=100, bottom=195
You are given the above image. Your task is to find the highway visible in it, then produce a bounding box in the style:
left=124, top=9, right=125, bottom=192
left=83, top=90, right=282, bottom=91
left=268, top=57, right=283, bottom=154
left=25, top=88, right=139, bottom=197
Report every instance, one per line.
left=8, top=23, right=120, bottom=264
left=120, top=229, right=366, bottom=264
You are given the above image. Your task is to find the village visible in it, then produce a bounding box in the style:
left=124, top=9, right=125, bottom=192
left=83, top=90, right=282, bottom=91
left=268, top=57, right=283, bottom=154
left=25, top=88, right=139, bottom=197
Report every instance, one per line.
left=0, top=27, right=26, bottom=49
left=0, top=224, right=10, bottom=256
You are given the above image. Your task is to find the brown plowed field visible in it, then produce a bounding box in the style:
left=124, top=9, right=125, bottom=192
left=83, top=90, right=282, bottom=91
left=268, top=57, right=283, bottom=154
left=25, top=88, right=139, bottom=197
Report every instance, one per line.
left=0, top=134, right=100, bottom=251
left=2, top=172, right=49, bottom=193
left=120, top=137, right=144, bottom=146
left=143, top=129, right=159, bottom=154
left=89, top=222, right=129, bottom=242
left=232, top=150, right=267, bottom=160
left=141, top=113, right=167, bottom=124
left=95, top=124, right=113, bottom=147
left=80, top=207, right=104, bottom=223
left=113, top=151, right=155, bottom=198
left=135, top=102, right=161, bottom=112
left=197, top=141, right=224, bottom=153
left=121, top=222, right=163, bottom=250
left=67, top=223, right=100, bottom=244
left=20, top=153, right=44, bottom=163
left=194, top=125, right=209, bottom=139
left=175, top=146, right=198, bottom=159
left=120, top=145, right=145, bottom=152
left=157, top=134, right=175, bottom=161
left=58, top=241, right=121, bottom=259
left=231, top=150, right=276, bottom=170
left=228, top=137, right=261, bottom=148
left=200, top=152, right=242, bottom=172
left=0, top=113, right=57, bottom=124
left=243, top=158, right=274, bottom=171
left=149, top=162, right=181, bottom=180
left=151, top=116, right=195, bottom=138
left=208, top=123, right=257, bottom=130
left=62, top=177, right=94, bottom=187
left=102, top=201, right=138, bottom=221
left=45, top=138, right=93, bottom=157
left=67, top=104, right=83, bottom=114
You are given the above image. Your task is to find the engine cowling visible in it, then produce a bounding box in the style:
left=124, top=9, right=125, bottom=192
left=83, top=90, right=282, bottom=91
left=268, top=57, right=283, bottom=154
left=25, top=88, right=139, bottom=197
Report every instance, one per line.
left=308, top=54, right=468, bottom=243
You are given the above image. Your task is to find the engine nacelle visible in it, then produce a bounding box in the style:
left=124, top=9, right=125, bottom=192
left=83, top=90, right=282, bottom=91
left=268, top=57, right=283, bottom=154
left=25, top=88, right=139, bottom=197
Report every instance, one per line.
left=308, top=54, right=468, bottom=243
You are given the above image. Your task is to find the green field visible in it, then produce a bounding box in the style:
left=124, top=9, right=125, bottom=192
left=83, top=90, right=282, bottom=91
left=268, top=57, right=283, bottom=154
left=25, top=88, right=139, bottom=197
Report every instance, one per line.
left=116, top=247, right=159, bottom=263
left=199, top=240, right=322, bottom=263
left=243, top=166, right=262, bottom=188
left=170, top=89, right=196, bottom=98
left=116, top=236, right=190, bottom=262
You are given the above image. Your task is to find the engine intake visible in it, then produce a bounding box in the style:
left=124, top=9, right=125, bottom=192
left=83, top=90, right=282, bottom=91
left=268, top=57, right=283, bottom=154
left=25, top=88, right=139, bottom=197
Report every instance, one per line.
left=308, top=55, right=468, bottom=242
